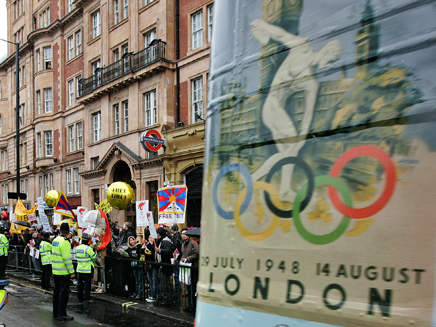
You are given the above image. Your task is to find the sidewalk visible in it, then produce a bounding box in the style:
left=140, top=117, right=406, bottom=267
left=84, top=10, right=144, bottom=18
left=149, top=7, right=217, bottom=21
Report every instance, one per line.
left=6, top=269, right=194, bottom=327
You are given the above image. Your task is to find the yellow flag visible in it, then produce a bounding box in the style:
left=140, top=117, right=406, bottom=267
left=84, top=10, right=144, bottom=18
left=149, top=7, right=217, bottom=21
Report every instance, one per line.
left=99, top=199, right=113, bottom=214
left=14, top=199, right=38, bottom=216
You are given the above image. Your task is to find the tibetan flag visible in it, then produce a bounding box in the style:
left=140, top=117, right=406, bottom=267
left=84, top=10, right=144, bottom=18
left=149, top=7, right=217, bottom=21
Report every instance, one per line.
left=55, top=193, right=77, bottom=222
left=173, top=248, right=180, bottom=260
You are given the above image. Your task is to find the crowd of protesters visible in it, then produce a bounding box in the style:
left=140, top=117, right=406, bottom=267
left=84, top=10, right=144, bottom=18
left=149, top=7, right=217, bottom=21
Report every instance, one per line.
left=1, top=218, right=200, bottom=315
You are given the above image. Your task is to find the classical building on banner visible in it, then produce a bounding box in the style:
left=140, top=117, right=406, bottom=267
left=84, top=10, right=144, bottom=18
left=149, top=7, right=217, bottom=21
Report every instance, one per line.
left=0, top=0, right=212, bottom=233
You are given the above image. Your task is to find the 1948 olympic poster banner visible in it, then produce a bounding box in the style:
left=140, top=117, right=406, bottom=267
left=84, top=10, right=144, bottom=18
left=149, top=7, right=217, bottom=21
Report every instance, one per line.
left=197, top=0, right=436, bottom=326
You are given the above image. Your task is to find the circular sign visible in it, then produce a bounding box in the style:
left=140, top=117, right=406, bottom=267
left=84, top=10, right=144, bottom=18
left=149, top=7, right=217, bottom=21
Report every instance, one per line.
left=140, top=129, right=164, bottom=152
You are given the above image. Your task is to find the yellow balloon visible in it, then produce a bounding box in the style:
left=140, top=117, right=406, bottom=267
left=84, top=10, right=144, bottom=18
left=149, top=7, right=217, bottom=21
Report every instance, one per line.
left=106, top=182, right=135, bottom=210
left=45, top=190, right=61, bottom=208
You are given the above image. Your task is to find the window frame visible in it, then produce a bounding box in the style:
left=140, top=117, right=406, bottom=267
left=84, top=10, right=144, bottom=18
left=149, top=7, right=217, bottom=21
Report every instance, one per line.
left=192, top=11, right=203, bottom=50
left=68, top=79, right=75, bottom=106
left=192, top=77, right=204, bottom=122
left=44, top=88, right=52, bottom=113
left=92, top=10, right=101, bottom=39
left=93, top=112, right=101, bottom=142
left=144, top=90, right=157, bottom=127
left=44, top=131, right=53, bottom=157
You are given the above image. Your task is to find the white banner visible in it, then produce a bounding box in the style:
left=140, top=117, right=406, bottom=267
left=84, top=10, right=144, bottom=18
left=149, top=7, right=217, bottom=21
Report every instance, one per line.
left=76, top=206, right=88, bottom=228
left=39, top=213, right=51, bottom=232
left=52, top=212, right=62, bottom=225
left=136, top=200, right=149, bottom=227
left=158, top=213, right=185, bottom=225
left=146, top=212, right=157, bottom=239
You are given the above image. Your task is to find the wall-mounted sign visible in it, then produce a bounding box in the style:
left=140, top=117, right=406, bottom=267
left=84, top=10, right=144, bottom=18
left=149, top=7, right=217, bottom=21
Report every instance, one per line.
left=139, top=129, right=166, bottom=152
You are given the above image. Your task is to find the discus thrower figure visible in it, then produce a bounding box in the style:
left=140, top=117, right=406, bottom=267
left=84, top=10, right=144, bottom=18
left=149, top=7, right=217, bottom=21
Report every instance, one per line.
left=250, top=19, right=342, bottom=201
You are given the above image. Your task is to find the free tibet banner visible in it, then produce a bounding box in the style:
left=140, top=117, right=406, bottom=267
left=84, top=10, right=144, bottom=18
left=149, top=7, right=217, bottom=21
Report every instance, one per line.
left=198, top=0, right=436, bottom=326
left=157, top=185, right=187, bottom=225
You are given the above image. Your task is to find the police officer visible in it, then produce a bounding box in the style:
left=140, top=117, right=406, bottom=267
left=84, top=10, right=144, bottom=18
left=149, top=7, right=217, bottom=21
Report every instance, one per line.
left=75, top=234, right=97, bottom=304
left=40, top=232, right=53, bottom=290
left=0, top=224, right=8, bottom=279
left=51, top=222, right=75, bottom=321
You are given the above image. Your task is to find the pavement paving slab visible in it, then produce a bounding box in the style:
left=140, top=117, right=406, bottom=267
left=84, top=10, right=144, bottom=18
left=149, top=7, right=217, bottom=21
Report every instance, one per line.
left=6, top=269, right=194, bottom=327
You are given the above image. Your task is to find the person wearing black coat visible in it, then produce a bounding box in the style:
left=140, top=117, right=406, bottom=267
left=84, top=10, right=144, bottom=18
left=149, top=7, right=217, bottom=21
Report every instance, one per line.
left=145, top=236, right=158, bottom=302
left=155, top=227, right=173, bottom=305
left=120, top=236, right=145, bottom=299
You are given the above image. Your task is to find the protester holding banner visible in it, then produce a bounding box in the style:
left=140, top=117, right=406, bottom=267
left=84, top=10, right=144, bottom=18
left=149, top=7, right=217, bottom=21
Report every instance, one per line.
left=181, top=228, right=199, bottom=313
left=120, top=236, right=146, bottom=300
left=145, top=235, right=158, bottom=303
left=155, top=227, right=173, bottom=306
left=29, top=231, right=42, bottom=272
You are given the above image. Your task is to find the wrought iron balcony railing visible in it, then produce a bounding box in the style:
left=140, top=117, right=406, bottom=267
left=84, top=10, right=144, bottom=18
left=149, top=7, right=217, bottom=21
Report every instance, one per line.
left=78, top=40, right=167, bottom=97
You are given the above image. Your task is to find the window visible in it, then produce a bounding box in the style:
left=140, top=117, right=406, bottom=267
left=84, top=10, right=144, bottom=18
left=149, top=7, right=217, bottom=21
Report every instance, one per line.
left=144, top=0, right=154, bottom=5
left=92, top=60, right=101, bottom=87
left=40, top=7, right=50, bottom=28
left=123, top=0, right=128, bottom=19
left=192, top=11, right=203, bottom=49
left=36, top=91, right=41, bottom=114
left=92, top=11, right=101, bottom=39
left=91, top=157, right=99, bottom=170
left=123, top=101, right=129, bottom=133
left=114, top=104, right=120, bottom=135
left=44, top=47, right=52, bottom=69
left=66, top=169, right=72, bottom=195
left=18, top=104, right=24, bottom=127
left=44, top=131, right=53, bottom=156
left=36, top=50, right=41, bottom=72
left=44, top=174, right=49, bottom=195
left=77, top=122, right=83, bottom=150
left=122, top=44, right=129, bottom=72
left=113, top=49, right=120, bottom=77
left=50, top=173, right=54, bottom=190
left=208, top=5, right=214, bottom=42
left=25, top=179, right=28, bottom=198
left=192, top=77, right=204, bottom=122
left=144, top=90, right=156, bottom=126
left=20, top=142, right=26, bottom=165
left=76, top=75, right=82, bottom=98
left=68, top=0, right=74, bottom=12
left=0, top=115, right=2, bottom=135
left=1, top=150, right=7, bottom=171
left=0, top=82, right=2, bottom=99
left=68, top=36, right=74, bottom=60
left=44, top=88, right=52, bottom=113
left=114, top=0, right=119, bottom=24
left=37, top=133, right=42, bottom=157
left=73, top=168, right=80, bottom=194
left=39, top=176, right=43, bottom=197
left=93, top=112, right=101, bottom=142
left=68, top=125, right=75, bottom=152
left=68, top=80, right=75, bottom=106
left=76, top=30, right=82, bottom=55
left=144, top=29, right=156, bottom=47
left=18, top=67, right=22, bottom=88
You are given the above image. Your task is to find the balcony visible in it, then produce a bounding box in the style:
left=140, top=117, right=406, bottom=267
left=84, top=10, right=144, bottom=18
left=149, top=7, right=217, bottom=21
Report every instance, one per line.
left=78, top=40, right=168, bottom=98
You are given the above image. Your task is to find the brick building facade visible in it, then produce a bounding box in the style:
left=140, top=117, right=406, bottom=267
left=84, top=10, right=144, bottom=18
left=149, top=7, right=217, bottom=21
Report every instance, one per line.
left=0, top=0, right=212, bottom=231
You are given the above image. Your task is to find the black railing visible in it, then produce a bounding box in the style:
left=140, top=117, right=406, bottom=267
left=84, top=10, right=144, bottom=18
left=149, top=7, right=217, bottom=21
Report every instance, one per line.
left=105, top=256, right=198, bottom=313
left=78, top=40, right=167, bottom=97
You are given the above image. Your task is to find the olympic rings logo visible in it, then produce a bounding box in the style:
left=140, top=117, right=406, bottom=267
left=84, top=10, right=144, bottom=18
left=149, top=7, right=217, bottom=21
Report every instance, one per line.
left=212, top=145, right=397, bottom=244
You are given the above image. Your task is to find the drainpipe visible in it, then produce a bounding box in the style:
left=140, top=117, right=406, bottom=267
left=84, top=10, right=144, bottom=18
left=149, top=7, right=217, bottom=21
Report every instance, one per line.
left=176, top=0, right=180, bottom=125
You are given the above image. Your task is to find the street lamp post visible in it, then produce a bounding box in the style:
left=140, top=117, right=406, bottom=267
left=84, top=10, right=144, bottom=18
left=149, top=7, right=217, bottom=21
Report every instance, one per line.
left=0, top=39, right=21, bottom=198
